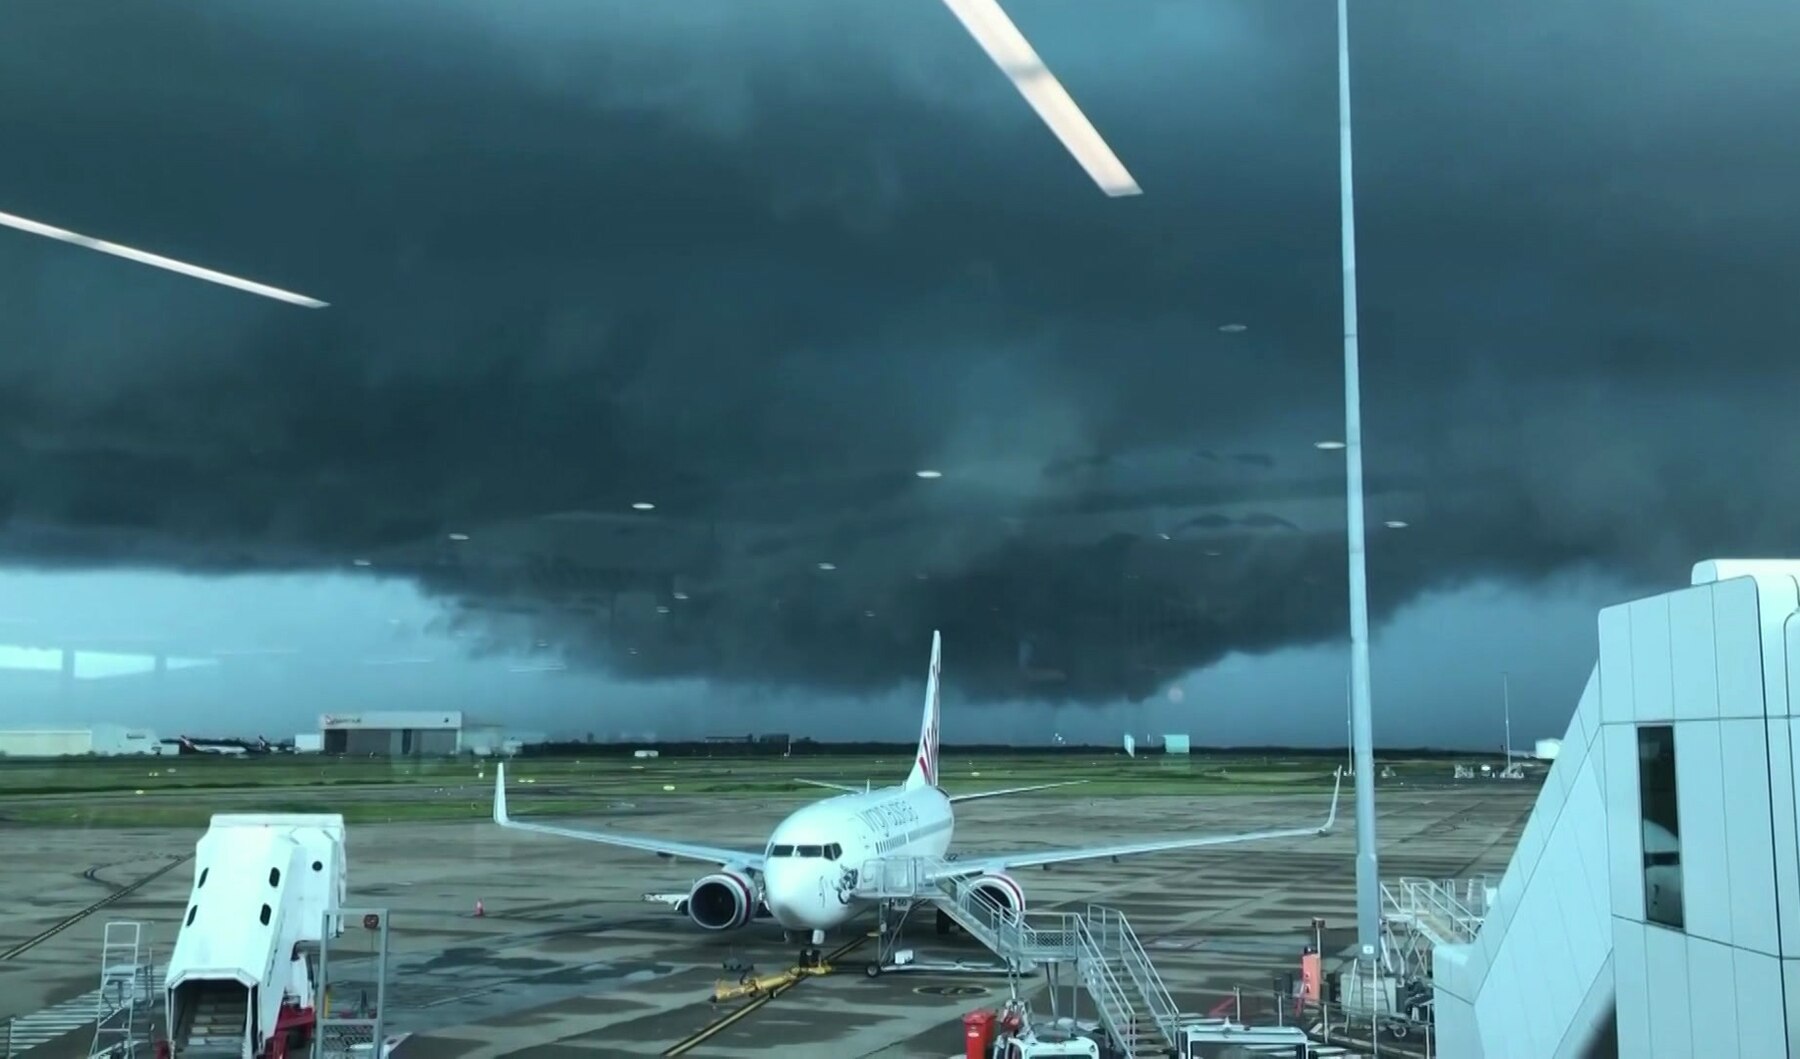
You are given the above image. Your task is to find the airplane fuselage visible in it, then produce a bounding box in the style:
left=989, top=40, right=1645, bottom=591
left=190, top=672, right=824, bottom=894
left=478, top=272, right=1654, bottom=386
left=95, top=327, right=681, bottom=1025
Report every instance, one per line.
left=758, top=782, right=954, bottom=933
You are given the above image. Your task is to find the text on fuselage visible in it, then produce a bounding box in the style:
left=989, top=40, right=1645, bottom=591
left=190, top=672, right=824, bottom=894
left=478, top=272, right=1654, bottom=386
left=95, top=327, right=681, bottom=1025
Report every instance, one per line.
left=857, top=801, right=920, bottom=836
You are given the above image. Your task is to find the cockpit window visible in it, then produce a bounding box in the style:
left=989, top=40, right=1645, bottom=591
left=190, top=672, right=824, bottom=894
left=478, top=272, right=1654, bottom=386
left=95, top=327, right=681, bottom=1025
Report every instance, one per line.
left=796, top=844, right=823, bottom=858
left=825, top=843, right=841, bottom=860
left=770, top=844, right=795, bottom=857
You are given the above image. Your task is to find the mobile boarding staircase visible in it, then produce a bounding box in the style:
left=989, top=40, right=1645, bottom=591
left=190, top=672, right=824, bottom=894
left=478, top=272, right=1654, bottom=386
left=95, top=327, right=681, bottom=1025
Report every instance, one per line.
left=855, top=859, right=1327, bottom=1058
left=162, top=815, right=347, bottom=1058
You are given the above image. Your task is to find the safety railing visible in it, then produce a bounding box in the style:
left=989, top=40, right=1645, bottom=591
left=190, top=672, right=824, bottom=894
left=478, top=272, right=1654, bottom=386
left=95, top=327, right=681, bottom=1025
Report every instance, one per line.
left=1381, top=877, right=1486, bottom=944
left=1086, top=905, right=1182, bottom=1051
left=1072, top=916, right=1145, bottom=1056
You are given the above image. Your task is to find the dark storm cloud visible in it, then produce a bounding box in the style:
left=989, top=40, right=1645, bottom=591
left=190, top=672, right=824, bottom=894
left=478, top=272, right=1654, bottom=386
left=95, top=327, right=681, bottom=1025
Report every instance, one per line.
left=3, top=0, right=1800, bottom=711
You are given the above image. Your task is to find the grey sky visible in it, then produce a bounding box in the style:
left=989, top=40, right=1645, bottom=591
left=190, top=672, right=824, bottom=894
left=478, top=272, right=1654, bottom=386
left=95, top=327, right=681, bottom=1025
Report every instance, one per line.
left=1, top=1, right=1796, bottom=745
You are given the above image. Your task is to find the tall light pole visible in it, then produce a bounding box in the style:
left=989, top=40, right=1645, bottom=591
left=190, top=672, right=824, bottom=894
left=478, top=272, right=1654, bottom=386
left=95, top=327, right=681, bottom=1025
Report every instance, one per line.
left=1335, top=0, right=1383, bottom=961
left=950, top=0, right=1382, bottom=959
left=1503, top=671, right=1513, bottom=771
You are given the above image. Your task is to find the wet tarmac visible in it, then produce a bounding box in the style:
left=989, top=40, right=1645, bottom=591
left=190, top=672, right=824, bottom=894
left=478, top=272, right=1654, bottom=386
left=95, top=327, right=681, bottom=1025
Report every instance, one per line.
left=0, top=782, right=1535, bottom=1057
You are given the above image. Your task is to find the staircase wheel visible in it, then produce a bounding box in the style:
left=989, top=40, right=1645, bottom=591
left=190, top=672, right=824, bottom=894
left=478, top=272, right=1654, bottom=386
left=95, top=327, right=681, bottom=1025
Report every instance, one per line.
left=865, top=962, right=882, bottom=978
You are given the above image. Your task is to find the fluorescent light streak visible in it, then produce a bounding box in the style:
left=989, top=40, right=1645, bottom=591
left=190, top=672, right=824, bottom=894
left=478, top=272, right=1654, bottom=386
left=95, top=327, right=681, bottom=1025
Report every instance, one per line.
left=915, top=469, right=944, bottom=479
left=672, top=591, right=690, bottom=601
left=352, top=559, right=372, bottom=567
left=938, top=0, right=1141, bottom=197
left=1314, top=440, right=1347, bottom=450
left=1384, top=520, right=1409, bottom=529
left=446, top=533, right=471, bottom=541
left=632, top=501, right=656, bottom=511
left=0, top=209, right=327, bottom=308
left=817, top=562, right=838, bottom=571
left=1218, top=323, right=1248, bottom=333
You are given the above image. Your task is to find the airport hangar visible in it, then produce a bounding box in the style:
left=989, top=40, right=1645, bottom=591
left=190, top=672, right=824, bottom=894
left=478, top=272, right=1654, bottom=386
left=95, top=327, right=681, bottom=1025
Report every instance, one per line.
left=317, top=711, right=512, bottom=756
left=1429, top=559, right=1800, bottom=1057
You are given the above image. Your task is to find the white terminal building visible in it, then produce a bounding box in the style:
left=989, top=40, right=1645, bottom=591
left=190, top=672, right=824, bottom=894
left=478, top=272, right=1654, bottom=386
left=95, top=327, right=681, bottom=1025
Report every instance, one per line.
left=0, top=724, right=161, bottom=758
left=1430, top=559, right=1800, bottom=1056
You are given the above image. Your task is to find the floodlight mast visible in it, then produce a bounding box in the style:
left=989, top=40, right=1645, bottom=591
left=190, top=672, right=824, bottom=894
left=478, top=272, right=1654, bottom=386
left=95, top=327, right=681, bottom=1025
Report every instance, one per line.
left=1335, top=0, right=1382, bottom=960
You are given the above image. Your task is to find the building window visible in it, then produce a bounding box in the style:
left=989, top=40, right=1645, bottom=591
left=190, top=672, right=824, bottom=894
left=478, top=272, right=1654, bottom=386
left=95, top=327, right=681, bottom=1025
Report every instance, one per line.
left=1638, top=725, right=1684, bottom=930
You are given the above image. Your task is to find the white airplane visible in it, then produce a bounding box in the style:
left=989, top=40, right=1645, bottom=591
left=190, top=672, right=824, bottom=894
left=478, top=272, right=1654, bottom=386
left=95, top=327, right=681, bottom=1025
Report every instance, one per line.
left=493, top=631, right=1340, bottom=961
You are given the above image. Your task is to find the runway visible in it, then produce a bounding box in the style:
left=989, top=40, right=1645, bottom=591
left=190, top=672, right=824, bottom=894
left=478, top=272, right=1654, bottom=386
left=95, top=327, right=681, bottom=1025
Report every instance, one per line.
left=0, top=782, right=1536, bottom=1058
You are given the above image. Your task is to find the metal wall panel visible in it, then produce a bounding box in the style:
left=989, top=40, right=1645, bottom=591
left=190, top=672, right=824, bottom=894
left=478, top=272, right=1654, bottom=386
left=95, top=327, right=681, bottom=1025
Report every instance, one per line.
left=1599, top=605, right=1636, bottom=725
left=1630, top=595, right=1675, bottom=723
left=1734, top=948, right=1787, bottom=1055
left=1643, top=922, right=1692, bottom=1059
left=1715, top=579, right=1765, bottom=720
left=1669, top=586, right=1719, bottom=720
left=1720, top=717, right=1780, bottom=955
left=1612, top=917, right=1651, bottom=1059
left=1675, top=721, right=1730, bottom=945
left=1604, top=723, right=1646, bottom=922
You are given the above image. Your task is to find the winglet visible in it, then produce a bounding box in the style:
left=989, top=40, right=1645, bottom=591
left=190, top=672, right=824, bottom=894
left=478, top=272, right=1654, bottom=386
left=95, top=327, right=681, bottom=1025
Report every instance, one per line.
left=494, top=762, right=510, bottom=825
left=1318, top=767, right=1343, bottom=834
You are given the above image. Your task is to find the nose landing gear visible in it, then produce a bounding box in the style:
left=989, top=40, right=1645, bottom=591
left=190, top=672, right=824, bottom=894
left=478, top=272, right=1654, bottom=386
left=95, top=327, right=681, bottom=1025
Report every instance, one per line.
left=798, top=928, right=827, bottom=969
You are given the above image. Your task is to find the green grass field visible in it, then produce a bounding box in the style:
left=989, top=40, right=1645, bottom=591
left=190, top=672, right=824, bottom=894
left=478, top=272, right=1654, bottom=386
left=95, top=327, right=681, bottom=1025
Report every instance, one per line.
left=0, top=751, right=1476, bottom=828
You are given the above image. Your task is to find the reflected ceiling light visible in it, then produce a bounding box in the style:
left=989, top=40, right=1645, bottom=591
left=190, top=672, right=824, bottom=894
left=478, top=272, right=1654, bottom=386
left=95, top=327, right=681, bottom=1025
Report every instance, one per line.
left=915, top=469, right=944, bottom=479
left=1218, top=323, right=1248, bottom=333
left=446, top=533, right=470, bottom=541
left=938, top=0, right=1141, bottom=197
left=864, top=610, right=877, bottom=618
left=672, top=591, right=690, bottom=601
left=631, top=501, right=655, bottom=511
left=351, top=559, right=372, bottom=567
left=817, top=562, right=838, bottom=571
left=1314, top=440, right=1347, bottom=451
left=1158, top=532, right=1172, bottom=540
left=0, top=208, right=327, bottom=308
left=656, top=605, right=671, bottom=615
left=1384, top=520, right=1410, bottom=529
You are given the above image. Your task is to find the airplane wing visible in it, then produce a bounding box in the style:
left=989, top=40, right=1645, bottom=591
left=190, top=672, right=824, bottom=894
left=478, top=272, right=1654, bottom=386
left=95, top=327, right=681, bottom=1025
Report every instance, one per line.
left=492, top=764, right=765, bottom=871
left=792, top=778, right=865, bottom=794
left=929, top=769, right=1340, bottom=880
left=946, top=779, right=1087, bottom=804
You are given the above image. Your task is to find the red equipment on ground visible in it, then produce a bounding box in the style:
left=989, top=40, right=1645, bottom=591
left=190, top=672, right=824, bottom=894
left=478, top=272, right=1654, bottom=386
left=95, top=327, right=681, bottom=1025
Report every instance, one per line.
left=964, top=1009, right=997, bottom=1059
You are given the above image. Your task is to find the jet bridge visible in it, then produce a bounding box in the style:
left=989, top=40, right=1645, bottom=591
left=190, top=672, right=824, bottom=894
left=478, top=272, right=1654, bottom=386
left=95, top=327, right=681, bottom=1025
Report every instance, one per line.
left=1433, top=560, right=1800, bottom=1057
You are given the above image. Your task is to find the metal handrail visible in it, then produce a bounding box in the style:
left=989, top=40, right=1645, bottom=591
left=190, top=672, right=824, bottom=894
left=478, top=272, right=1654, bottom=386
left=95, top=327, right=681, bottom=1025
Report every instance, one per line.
left=1383, top=877, right=1484, bottom=942
left=1073, top=916, right=1143, bottom=1056
left=1087, top=905, right=1182, bottom=1049
left=1084, top=906, right=1189, bottom=1053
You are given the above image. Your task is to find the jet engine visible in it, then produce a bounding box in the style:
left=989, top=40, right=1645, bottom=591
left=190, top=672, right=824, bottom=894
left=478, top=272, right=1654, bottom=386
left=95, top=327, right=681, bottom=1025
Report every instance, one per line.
left=966, top=872, right=1026, bottom=917
left=685, top=871, right=758, bottom=931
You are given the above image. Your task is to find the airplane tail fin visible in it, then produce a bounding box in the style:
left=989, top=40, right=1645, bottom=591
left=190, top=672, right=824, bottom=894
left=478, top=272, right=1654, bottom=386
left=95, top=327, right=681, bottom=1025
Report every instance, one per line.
left=905, top=631, right=942, bottom=790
